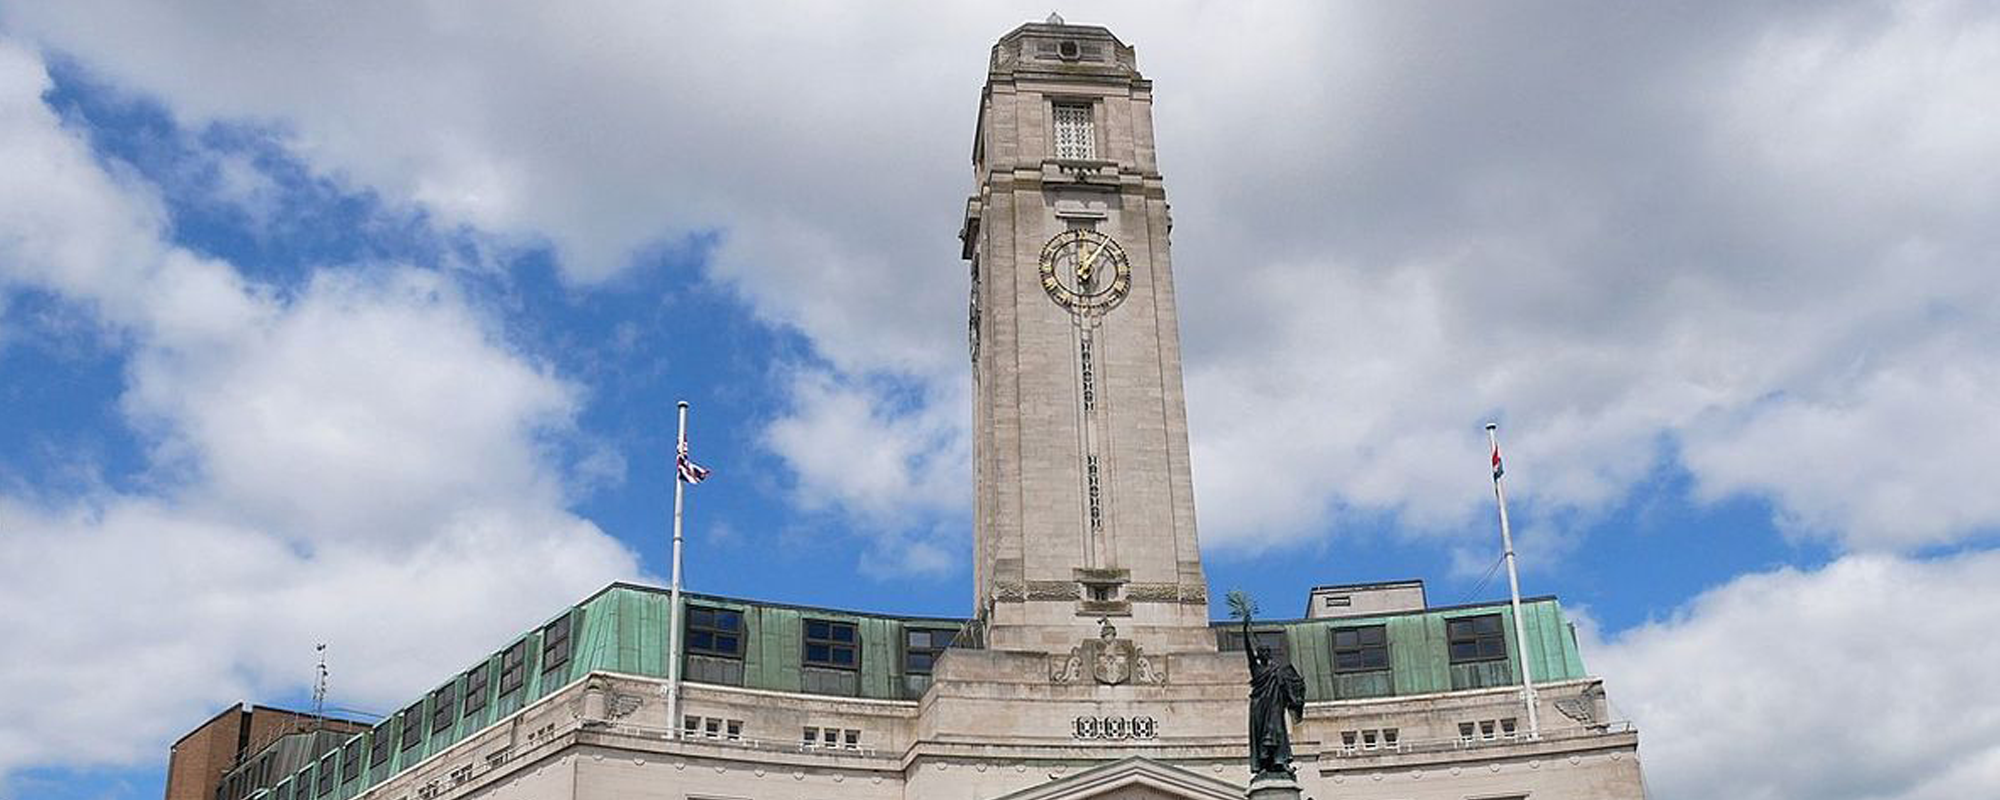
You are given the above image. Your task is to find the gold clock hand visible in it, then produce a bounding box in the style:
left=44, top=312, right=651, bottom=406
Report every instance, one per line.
left=1077, top=243, right=1101, bottom=283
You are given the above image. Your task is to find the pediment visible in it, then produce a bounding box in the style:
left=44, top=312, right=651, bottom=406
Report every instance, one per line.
left=985, top=757, right=1244, bottom=800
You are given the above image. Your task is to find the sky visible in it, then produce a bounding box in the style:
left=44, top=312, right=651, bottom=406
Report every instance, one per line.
left=0, top=2, right=1996, bottom=799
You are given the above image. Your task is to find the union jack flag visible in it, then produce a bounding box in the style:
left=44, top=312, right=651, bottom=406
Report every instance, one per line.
left=676, top=439, right=712, bottom=484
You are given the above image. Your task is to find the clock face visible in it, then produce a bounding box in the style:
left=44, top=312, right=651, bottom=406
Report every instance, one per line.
left=1038, top=229, right=1132, bottom=313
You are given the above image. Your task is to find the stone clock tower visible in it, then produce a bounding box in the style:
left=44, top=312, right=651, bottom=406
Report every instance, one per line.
left=961, top=18, right=1209, bottom=654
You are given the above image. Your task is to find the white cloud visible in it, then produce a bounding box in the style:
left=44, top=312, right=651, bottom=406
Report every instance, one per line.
left=11, top=2, right=1993, bottom=558
left=1589, top=549, right=2000, bottom=800
left=0, top=38, right=638, bottom=778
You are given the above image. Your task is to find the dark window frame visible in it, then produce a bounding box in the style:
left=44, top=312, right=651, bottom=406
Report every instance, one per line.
left=903, top=627, right=954, bottom=675
left=316, top=753, right=336, bottom=797
left=369, top=723, right=392, bottom=766
left=339, top=739, right=361, bottom=782
left=497, top=639, right=529, bottom=697
left=1221, top=629, right=1289, bottom=665
left=686, top=606, right=744, bottom=659
left=1447, top=614, right=1509, bottom=664
left=399, top=702, right=424, bottom=751
left=802, top=618, right=860, bottom=670
left=1332, top=624, right=1390, bottom=673
left=541, top=612, right=574, bottom=675
left=462, top=661, right=490, bottom=716
left=430, top=681, right=457, bottom=733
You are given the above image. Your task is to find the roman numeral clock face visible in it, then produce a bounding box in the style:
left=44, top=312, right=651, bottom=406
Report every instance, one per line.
left=1038, top=229, right=1132, bottom=314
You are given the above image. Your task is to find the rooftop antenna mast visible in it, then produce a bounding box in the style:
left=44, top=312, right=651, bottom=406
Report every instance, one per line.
left=312, top=643, right=329, bottom=733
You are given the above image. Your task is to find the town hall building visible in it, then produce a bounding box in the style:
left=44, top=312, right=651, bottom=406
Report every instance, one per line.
left=177, top=18, right=1648, bottom=800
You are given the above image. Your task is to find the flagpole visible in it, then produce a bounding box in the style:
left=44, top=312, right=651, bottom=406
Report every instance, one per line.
left=666, top=400, right=689, bottom=741
left=1487, top=422, right=1541, bottom=739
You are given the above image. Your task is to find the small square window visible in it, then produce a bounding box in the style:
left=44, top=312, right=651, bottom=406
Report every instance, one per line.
left=704, top=718, right=721, bottom=738
left=1383, top=728, right=1399, bottom=746
left=803, top=619, right=859, bottom=669
left=1480, top=720, right=1497, bottom=740
left=1459, top=722, right=1476, bottom=741
left=726, top=719, right=742, bottom=740
left=843, top=729, right=860, bottom=748
left=904, top=628, right=954, bottom=674
left=684, top=715, right=700, bottom=735
left=1447, top=614, right=1508, bottom=664
left=687, top=607, right=745, bottom=659
left=1332, top=625, right=1389, bottom=673
left=1340, top=730, right=1357, bottom=748
left=1361, top=729, right=1378, bottom=749
left=1501, top=717, right=1518, bottom=737
left=802, top=726, right=818, bottom=747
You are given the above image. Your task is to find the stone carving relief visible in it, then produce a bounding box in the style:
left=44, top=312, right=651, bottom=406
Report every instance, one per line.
left=1050, top=622, right=1167, bottom=685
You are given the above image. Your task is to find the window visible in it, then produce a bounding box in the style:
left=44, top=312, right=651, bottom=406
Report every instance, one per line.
left=462, top=662, right=490, bottom=716
left=686, top=607, right=743, bottom=658
left=1340, top=730, right=1357, bottom=749
left=369, top=723, right=392, bottom=766
left=801, top=726, right=859, bottom=748
left=1332, top=625, right=1389, bottom=672
left=843, top=728, right=860, bottom=748
left=498, top=639, right=528, bottom=696
left=704, top=718, right=721, bottom=738
left=1052, top=102, right=1096, bottom=160
left=727, top=720, right=743, bottom=740
left=430, top=682, right=456, bottom=733
left=904, top=628, right=954, bottom=674
left=1361, top=729, right=1378, bottom=749
left=1448, top=614, right=1508, bottom=663
left=1480, top=719, right=1497, bottom=740
left=1383, top=728, right=1399, bottom=747
left=316, top=754, right=336, bottom=796
left=684, top=715, right=700, bottom=736
left=400, top=703, right=424, bottom=750
left=541, top=613, right=574, bottom=674
left=1324, top=594, right=1353, bottom=608
left=340, top=740, right=360, bottom=782
left=1459, top=721, right=1477, bottom=742
left=1501, top=717, right=1518, bottom=737
left=803, top=619, right=859, bottom=669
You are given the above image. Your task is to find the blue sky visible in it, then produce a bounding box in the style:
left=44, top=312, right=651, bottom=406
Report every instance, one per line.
left=3, top=4, right=1998, bottom=800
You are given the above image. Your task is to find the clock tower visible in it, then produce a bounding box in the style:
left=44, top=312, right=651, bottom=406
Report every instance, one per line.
left=961, top=18, right=1210, bottom=653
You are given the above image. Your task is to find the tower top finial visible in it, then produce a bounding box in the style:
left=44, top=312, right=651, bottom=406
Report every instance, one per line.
left=1046, top=11, right=1065, bottom=25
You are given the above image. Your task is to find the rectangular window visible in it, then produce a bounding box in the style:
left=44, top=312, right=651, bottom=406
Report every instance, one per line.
left=684, top=715, right=701, bottom=736
left=1480, top=720, right=1497, bottom=740
left=340, top=740, right=360, bottom=782
left=1501, top=717, right=1518, bottom=737
left=1324, top=594, right=1352, bottom=608
left=704, top=718, right=722, bottom=738
left=1383, top=728, right=1399, bottom=747
left=369, top=723, right=392, bottom=766
left=541, top=613, right=573, bottom=674
left=498, top=639, right=529, bottom=696
left=1332, top=625, right=1389, bottom=672
left=430, top=682, right=457, bottom=733
left=400, top=703, right=424, bottom=750
left=726, top=720, right=742, bottom=740
left=1447, top=614, right=1508, bottom=663
left=686, top=606, right=744, bottom=658
left=317, top=754, right=336, bottom=796
left=904, top=628, right=953, bottom=674
left=1340, top=730, right=1357, bottom=749
left=802, top=726, right=818, bottom=747
left=843, top=729, right=860, bottom=749
left=1052, top=102, right=1096, bottom=160
left=462, top=662, right=490, bottom=716
left=1459, top=722, right=1476, bottom=742
left=803, top=619, right=859, bottom=669
left=1361, top=729, right=1378, bottom=749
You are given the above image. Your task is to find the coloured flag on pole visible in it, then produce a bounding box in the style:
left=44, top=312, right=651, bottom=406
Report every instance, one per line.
left=676, top=439, right=712, bottom=484
left=1490, top=439, right=1505, bottom=480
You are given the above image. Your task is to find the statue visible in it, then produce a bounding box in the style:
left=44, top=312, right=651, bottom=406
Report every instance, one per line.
left=1228, top=590, right=1305, bottom=778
